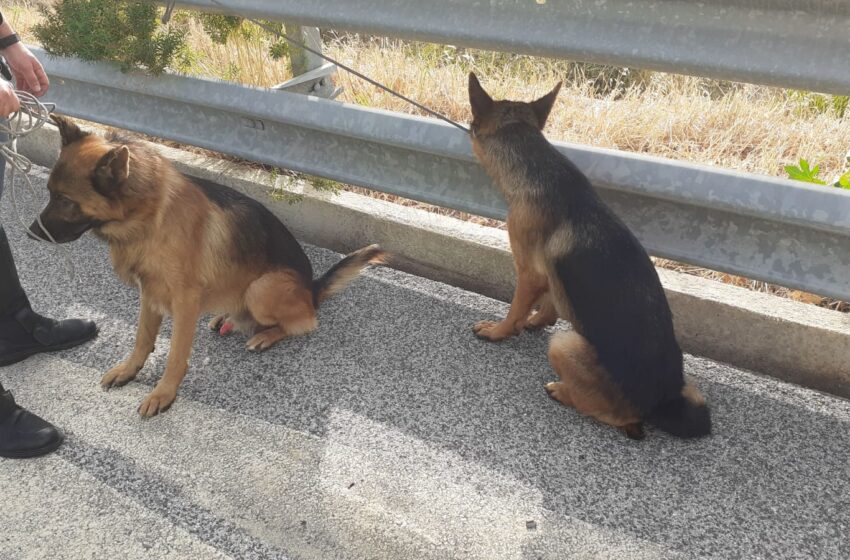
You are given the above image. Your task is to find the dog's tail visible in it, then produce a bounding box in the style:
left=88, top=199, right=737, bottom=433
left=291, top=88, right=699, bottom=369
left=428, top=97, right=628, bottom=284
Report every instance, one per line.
left=313, top=244, right=388, bottom=306
left=646, top=382, right=712, bottom=438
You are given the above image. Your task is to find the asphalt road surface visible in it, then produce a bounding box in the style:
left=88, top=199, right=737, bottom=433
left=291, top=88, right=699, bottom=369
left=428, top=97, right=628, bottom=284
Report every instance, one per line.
left=2, top=167, right=849, bottom=559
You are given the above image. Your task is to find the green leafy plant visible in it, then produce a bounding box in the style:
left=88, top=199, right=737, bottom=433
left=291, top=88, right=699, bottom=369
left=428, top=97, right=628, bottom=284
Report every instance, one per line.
left=34, top=0, right=192, bottom=74
left=785, top=159, right=826, bottom=184
left=268, top=187, right=303, bottom=205
left=197, top=13, right=242, bottom=44
left=789, top=90, right=849, bottom=118
left=266, top=168, right=303, bottom=204
left=196, top=13, right=289, bottom=61
left=785, top=155, right=850, bottom=189
left=268, top=40, right=289, bottom=61
left=306, top=175, right=341, bottom=195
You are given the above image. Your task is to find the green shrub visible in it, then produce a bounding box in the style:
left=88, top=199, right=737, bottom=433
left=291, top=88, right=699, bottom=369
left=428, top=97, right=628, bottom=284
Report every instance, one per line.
left=196, top=13, right=289, bottom=61
left=196, top=13, right=242, bottom=45
left=34, top=0, right=191, bottom=74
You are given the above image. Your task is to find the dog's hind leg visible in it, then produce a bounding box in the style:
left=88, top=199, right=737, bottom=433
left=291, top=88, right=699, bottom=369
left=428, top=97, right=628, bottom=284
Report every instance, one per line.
left=526, top=292, right=559, bottom=330
left=547, top=331, right=643, bottom=439
left=244, top=270, right=318, bottom=351
left=544, top=381, right=574, bottom=407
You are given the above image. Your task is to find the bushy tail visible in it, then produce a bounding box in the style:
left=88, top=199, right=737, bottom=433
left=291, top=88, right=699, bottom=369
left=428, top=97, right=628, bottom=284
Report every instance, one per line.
left=312, top=244, right=387, bottom=305
left=646, top=383, right=712, bottom=438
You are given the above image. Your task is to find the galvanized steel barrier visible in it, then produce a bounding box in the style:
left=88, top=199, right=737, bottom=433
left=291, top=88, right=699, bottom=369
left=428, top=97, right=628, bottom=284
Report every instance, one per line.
left=33, top=0, right=850, bottom=300
left=169, top=0, right=850, bottom=95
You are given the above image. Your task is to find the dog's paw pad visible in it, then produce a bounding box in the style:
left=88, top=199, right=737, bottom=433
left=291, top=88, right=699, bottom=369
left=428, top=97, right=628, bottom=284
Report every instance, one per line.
left=219, top=322, right=234, bottom=336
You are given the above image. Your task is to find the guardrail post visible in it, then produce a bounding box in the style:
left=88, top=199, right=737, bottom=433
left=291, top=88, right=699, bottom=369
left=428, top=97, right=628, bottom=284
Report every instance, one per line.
left=274, top=24, right=341, bottom=99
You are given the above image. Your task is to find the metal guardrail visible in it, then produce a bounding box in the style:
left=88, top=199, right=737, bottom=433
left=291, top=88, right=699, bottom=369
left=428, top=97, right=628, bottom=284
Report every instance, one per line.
left=163, top=0, right=850, bottom=95
left=37, top=47, right=850, bottom=301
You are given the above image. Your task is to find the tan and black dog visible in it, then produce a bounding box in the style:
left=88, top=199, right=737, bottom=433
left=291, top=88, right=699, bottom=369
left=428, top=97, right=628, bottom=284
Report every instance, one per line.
left=31, top=116, right=386, bottom=417
left=467, top=73, right=710, bottom=439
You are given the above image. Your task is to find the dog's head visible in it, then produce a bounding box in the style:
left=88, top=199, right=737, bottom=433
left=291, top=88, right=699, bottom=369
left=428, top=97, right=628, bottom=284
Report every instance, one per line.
left=29, top=116, right=131, bottom=243
left=467, top=72, right=561, bottom=138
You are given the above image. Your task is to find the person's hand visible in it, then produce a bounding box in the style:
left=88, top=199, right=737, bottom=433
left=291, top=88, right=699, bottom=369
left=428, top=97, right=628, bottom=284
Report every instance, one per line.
left=0, top=80, right=20, bottom=117
left=2, top=42, right=48, bottom=96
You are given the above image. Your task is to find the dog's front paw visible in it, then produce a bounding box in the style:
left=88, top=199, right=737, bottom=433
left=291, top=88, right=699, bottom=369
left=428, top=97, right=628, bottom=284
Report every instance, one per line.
left=101, top=362, right=140, bottom=389
left=472, top=320, right=515, bottom=342
left=138, top=387, right=176, bottom=418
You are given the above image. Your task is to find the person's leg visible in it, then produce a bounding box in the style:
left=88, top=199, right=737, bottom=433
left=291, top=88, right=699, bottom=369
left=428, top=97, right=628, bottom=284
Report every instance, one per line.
left=0, top=128, right=27, bottom=317
left=0, top=223, right=30, bottom=315
left=0, top=157, right=98, bottom=366
left=0, top=122, right=88, bottom=458
left=1, top=157, right=65, bottom=458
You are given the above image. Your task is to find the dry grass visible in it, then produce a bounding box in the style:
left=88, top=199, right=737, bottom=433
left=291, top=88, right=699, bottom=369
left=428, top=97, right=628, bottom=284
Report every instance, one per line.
left=12, top=7, right=845, bottom=179
left=165, top=27, right=849, bottom=181
left=7, top=3, right=850, bottom=309
left=9, top=6, right=846, bottom=177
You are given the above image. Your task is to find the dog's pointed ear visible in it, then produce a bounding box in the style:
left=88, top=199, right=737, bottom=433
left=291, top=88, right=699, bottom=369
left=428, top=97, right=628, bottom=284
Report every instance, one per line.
left=51, top=115, right=90, bottom=147
left=530, top=82, right=562, bottom=129
left=468, top=72, right=494, bottom=120
left=93, top=146, right=130, bottom=193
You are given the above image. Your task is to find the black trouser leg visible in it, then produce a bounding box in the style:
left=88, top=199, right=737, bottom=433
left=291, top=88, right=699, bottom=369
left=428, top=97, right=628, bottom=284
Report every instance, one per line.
left=1, top=121, right=28, bottom=318
left=0, top=225, right=30, bottom=318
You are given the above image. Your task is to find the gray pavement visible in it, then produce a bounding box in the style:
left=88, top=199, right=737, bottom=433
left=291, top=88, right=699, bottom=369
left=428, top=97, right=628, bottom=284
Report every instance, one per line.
left=1, top=166, right=849, bottom=560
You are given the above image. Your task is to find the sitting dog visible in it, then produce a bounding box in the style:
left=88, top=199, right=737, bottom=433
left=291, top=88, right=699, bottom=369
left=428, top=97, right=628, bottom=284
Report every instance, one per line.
left=467, top=73, right=710, bottom=439
left=31, top=116, right=385, bottom=417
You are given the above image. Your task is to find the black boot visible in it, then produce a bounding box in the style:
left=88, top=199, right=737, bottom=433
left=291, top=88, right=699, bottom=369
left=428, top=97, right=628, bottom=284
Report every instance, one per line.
left=0, top=226, right=98, bottom=367
left=0, top=308, right=99, bottom=367
left=0, top=387, right=63, bottom=458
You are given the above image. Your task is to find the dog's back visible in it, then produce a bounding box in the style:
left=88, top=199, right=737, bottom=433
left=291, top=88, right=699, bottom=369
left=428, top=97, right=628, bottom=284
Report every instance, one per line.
left=468, top=74, right=710, bottom=438
left=193, top=177, right=313, bottom=281
left=531, top=131, right=689, bottom=411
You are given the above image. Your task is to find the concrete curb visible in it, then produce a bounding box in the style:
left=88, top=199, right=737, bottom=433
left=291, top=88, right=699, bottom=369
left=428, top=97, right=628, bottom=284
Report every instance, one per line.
left=17, top=124, right=850, bottom=399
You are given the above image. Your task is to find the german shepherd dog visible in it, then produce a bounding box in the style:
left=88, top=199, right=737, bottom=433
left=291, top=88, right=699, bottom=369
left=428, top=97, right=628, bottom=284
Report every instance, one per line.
left=467, top=73, right=710, bottom=439
left=30, top=116, right=386, bottom=417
